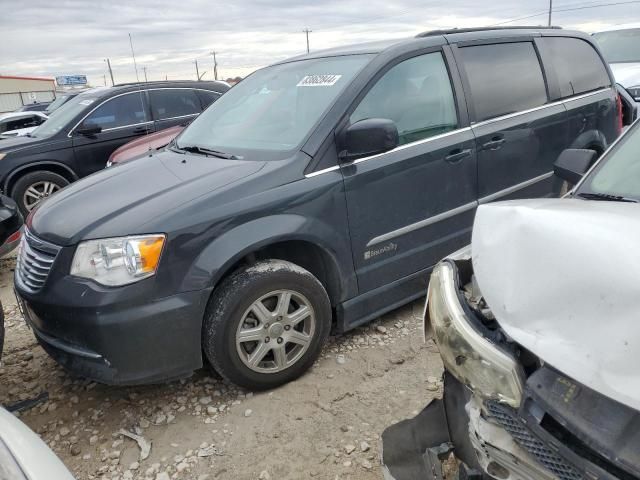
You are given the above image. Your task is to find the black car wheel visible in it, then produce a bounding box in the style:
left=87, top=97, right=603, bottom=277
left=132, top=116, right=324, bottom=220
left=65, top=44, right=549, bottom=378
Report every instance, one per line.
left=11, top=171, right=69, bottom=216
left=203, top=259, right=331, bottom=390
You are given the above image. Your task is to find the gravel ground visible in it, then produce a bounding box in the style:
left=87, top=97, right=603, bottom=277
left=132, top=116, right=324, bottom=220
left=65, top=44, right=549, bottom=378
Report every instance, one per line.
left=0, top=257, right=444, bottom=480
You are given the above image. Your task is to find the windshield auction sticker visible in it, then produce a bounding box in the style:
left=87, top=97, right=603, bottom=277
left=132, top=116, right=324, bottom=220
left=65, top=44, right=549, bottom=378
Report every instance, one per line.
left=297, top=75, right=342, bottom=87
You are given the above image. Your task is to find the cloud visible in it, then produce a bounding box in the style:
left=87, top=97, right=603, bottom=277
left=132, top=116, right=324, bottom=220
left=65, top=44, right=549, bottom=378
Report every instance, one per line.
left=0, top=0, right=637, bottom=85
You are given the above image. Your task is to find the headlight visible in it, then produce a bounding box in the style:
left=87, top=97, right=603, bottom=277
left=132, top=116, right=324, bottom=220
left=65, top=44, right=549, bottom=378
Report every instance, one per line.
left=71, top=235, right=165, bottom=286
left=0, top=153, right=6, bottom=161
left=427, top=261, right=525, bottom=407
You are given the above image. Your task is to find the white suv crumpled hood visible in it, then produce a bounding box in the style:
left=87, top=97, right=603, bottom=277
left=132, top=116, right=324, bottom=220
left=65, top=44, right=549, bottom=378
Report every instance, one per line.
left=610, top=62, right=640, bottom=89
left=472, top=198, right=640, bottom=411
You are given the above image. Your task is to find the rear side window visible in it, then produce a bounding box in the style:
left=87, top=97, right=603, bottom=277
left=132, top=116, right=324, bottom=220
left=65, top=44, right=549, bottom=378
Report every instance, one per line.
left=460, top=42, right=547, bottom=122
left=149, top=89, right=201, bottom=120
left=84, top=92, right=149, bottom=130
left=350, top=52, right=458, bottom=145
left=544, top=37, right=611, bottom=98
left=196, top=90, right=221, bottom=110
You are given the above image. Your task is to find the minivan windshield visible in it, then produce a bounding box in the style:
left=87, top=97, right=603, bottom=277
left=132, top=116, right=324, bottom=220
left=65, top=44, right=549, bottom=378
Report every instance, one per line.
left=30, top=94, right=98, bottom=138
left=593, top=29, right=640, bottom=63
left=577, top=121, right=640, bottom=201
left=175, top=55, right=373, bottom=159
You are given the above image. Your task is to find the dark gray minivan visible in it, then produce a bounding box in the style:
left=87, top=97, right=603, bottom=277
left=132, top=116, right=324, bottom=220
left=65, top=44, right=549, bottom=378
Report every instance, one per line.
left=15, top=27, right=622, bottom=390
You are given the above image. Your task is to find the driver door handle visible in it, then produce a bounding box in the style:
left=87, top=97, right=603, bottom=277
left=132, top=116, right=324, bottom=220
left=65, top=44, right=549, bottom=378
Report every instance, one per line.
left=445, top=148, right=472, bottom=164
left=482, top=137, right=506, bottom=150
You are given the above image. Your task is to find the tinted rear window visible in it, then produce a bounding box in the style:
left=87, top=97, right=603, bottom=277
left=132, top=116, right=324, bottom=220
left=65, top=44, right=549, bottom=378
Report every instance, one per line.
left=150, top=89, right=201, bottom=120
left=544, top=37, right=611, bottom=98
left=196, top=90, right=221, bottom=110
left=460, top=42, right=547, bottom=122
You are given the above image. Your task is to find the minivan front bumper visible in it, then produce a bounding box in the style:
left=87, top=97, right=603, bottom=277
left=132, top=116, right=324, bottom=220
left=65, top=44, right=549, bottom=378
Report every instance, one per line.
left=16, top=281, right=212, bottom=385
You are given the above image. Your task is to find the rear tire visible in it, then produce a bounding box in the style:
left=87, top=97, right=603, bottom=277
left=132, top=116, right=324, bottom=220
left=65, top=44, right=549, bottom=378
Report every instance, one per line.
left=11, top=171, right=69, bottom=217
left=202, top=259, right=331, bottom=390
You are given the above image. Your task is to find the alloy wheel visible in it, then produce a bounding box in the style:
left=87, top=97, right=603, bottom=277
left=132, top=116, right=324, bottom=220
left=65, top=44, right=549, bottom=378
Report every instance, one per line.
left=236, top=289, right=316, bottom=373
left=23, top=181, right=60, bottom=211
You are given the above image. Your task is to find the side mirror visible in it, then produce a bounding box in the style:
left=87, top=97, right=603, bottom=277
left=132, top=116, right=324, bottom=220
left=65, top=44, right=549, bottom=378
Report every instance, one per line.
left=554, top=148, right=597, bottom=185
left=76, top=124, right=102, bottom=136
left=337, top=118, right=399, bottom=162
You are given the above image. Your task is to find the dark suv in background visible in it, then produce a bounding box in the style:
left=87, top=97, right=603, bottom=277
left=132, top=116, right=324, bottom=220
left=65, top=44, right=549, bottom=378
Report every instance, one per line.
left=15, top=27, right=624, bottom=390
left=0, top=80, right=229, bottom=214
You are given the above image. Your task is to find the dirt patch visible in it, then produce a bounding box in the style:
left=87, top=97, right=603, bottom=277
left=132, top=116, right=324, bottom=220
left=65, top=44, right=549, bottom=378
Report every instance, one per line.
left=0, top=257, right=443, bottom=480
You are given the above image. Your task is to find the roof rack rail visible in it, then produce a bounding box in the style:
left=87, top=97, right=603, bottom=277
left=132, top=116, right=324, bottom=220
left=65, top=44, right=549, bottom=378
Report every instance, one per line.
left=416, top=25, right=562, bottom=38
left=112, top=79, right=220, bottom=87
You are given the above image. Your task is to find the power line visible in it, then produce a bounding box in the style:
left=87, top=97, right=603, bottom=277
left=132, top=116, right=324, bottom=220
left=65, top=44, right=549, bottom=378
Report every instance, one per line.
left=494, top=0, right=640, bottom=25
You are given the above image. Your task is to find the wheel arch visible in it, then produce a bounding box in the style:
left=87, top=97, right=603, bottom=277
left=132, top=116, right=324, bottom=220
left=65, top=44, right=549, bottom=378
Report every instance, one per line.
left=183, top=214, right=357, bottom=309
left=4, top=162, right=78, bottom=195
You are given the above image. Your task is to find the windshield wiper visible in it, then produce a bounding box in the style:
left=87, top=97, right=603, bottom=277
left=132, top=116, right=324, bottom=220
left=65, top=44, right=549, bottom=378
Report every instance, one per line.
left=177, top=144, right=240, bottom=160
left=576, top=192, right=639, bottom=203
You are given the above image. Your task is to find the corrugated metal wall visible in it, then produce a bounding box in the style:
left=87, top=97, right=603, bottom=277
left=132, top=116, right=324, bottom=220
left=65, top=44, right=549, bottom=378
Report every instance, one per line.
left=20, top=90, right=55, bottom=104
left=0, top=77, right=56, bottom=113
left=0, top=93, right=23, bottom=113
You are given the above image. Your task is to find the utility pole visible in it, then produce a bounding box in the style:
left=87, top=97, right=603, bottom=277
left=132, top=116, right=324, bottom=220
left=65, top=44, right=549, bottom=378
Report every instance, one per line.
left=103, top=74, right=107, bottom=86
left=195, top=60, right=200, bottom=80
left=104, top=58, right=115, bottom=85
left=548, top=0, right=553, bottom=26
left=303, top=28, right=312, bottom=54
left=142, top=66, right=148, bottom=82
left=211, top=51, right=218, bottom=80
left=129, top=33, right=140, bottom=82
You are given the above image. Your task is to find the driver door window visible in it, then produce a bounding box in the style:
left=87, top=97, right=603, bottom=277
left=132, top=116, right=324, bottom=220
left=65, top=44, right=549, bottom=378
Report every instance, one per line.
left=350, top=53, right=458, bottom=145
left=83, top=92, right=149, bottom=130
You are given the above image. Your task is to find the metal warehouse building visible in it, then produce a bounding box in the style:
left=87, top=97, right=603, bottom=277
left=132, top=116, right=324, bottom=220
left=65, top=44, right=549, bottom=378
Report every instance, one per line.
left=0, top=75, right=56, bottom=113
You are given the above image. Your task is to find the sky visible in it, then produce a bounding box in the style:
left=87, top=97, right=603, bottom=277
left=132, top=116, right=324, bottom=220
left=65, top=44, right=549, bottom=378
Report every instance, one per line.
left=0, top=0, right=639, bottom=86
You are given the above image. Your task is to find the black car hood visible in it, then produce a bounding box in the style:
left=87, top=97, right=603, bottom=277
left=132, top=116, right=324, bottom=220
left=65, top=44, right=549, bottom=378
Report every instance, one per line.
left=30, top=150, right=266, bottom=246
left=0, top=135, right=41, bottom=151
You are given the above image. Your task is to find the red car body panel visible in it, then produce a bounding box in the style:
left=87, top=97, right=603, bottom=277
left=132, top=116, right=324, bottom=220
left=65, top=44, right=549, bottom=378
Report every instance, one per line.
left=108, top=125, right=184, bottom=165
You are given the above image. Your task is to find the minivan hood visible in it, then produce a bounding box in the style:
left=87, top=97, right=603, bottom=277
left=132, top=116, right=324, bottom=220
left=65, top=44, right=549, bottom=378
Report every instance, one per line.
left=472, top=199, right=640, bottom=411
left=610, top=62, right=640, bottom=88
left=30, top=149, right=265, bottom=246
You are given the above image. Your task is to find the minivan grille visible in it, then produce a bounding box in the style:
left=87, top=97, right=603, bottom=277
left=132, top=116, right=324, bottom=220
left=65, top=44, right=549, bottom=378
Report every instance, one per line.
left=16, top=229, right=60, bottom=293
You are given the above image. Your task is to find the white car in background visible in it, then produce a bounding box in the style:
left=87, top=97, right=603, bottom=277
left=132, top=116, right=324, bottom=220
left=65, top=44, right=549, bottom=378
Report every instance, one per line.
left=0, top=111, right=48, bottom=139
left=593, top=25, right=640, bottom=101
left=0, top=406, right=74, bottom=479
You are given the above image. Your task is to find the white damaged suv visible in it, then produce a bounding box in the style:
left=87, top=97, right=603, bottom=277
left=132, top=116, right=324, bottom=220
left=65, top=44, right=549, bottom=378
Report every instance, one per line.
left=381, top=121, right=640, bottom=479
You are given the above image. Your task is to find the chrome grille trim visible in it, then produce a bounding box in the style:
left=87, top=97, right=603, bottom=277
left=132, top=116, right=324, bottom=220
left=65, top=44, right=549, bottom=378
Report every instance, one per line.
left=16, top=229, right=61, bottom=293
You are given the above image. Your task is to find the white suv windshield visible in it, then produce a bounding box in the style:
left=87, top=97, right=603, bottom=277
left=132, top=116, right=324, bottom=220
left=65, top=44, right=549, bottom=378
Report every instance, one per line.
left=578, top=122, right=640, bottom=201
left=593, top=29, right=640, bottom=63
left=176, top=55, right=372, bottom=157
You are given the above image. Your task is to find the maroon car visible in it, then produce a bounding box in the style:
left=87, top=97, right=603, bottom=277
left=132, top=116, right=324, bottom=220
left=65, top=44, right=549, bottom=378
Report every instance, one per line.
left=107, top=125, right=184, bottom=166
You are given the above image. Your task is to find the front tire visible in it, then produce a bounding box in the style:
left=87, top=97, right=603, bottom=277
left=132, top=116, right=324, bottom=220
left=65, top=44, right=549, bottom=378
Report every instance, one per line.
left=203, top=260, right=331, bottom=390
left=11, top=171, right=69, bottom=217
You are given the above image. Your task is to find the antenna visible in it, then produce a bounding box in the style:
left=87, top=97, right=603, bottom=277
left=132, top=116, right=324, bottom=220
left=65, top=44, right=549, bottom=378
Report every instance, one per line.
left=129, top=33, right=140, bottom=82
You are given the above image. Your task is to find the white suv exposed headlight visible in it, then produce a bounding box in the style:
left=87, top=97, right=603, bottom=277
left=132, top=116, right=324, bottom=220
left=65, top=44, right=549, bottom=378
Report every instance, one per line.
left=71, top=235, right=165, bottom=286
left=427, top=261, right=525, bottom=408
